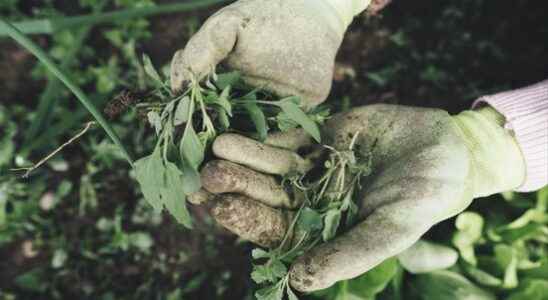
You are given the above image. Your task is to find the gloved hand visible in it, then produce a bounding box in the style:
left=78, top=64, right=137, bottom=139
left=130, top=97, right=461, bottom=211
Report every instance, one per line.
left=196, top=104, right=526, bottom=292
left=170, top=0, right=373, bottom=107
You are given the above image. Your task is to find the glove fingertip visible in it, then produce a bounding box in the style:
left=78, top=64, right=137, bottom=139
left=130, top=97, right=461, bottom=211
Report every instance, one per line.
left=210, top=194, right=287, bottom=248
left=170, top=49, right=190, bottom=93
left=289, top=252, right=330, bottom=293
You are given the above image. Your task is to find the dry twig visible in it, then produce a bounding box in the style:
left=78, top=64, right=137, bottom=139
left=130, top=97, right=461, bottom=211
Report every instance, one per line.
left=11, top=121, right=96, bottom=178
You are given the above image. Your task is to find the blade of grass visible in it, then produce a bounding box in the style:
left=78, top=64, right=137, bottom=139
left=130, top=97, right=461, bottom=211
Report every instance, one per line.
left=0, top=0, right=230, bottom=36
left=0, top=19, right=134, bottom=166
left=24, top=0, right=109, bottom=144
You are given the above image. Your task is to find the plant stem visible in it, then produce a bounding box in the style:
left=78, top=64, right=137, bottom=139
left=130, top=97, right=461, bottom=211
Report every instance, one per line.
left=232, top=100, right=281, bottom=106
left=0, top=0, right=230, bottom=36
left=21, top=108, right=90, bottom=156
left=12, top=122, right=97, bottom=178
left=0, top=19, right=134, bottom=166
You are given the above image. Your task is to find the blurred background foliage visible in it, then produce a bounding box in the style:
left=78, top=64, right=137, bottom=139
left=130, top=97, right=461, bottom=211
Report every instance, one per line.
left=0, top=0, right=547, bottom=299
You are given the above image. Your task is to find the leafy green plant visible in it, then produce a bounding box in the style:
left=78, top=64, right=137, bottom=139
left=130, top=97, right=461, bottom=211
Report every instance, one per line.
left=451, top=188, right=548, bottom=297
left=132, top=55, right=325, bottom=228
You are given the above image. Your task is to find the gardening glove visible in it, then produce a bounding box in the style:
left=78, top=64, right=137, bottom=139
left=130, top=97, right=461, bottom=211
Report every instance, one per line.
left=194, top=129, right=316, bottom=248
left=170, top=0, right=374, bottom=107
left=199, top=104, right=526, bottom=292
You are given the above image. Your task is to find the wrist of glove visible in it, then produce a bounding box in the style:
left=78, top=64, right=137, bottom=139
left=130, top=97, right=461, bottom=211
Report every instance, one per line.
left=323, top=0, right=372, bottom=29
left=452, top=106, right=526, bottom=197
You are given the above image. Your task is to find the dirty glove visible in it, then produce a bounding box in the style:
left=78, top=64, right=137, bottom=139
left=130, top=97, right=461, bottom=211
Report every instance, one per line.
left=195, top=129, right=316, bottom=248
left=199, top=104, right=526, bottom=292
left=170, top=0, right=372, bottom=107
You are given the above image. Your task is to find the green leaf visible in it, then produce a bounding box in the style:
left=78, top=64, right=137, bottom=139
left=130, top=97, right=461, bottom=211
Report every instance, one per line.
left=128, top=232, right=154, bottom=253
left=51, top=249, right=68, bottom=268
left=521, top=260, right=548, bottom=279
left=215, top=86, right=233, bottom=116
left=507, top=279, right=548, bottom=300
left=134, top=150, right=192, bottom=228
left=161, top=99, right=176, bottom=121
left=296, top=208, right=323, bottom=232
left=0, top=139, right=14, bottom=168
left=322, top=209, right=341, bottom=241
left=538, top=187, right=548, bottom=210
left=147, top=111, right=162, bottom=136
left=252, top=249, right=271, bottom=260
left=255, top=284, right=284, bottom=300
left=494, top=244, right=518, bottom=288
left=56, top=180, right=73, bottom=199
left=270, top=260, right=288, bottom=279
left=243, top=101, right=268, bottom=141
left=0, top=189, right=6, bottom=227
left=341, top=187, right=359, bottom=227
left=173, top=96, right=191, bottom=126
left=216, top=106, right=230, bottom=130
left=205, top=77, right=217, bottom=90
left=180, top=125, right=204, bottom=170
left=180, top=160, right=201, bottom=195
left=181, top=273, right=207, bottom=294
left=411, top=270, right=496, bottom=300
left=367, top=73, right=388, bottom=87
left=276, top=111, right=298, bottom=132
left=251, top=261, right=286, bottom=284
left=79, top=175, right=98, bottom=215
left=453, top=212, right=484, bottom=265
left=134, top=150, right=165, bottom=212
left=162, top=161, right=193, bottom=228
left=387, top=266, right=405, bottom=300
left=308, top=106, right=331, bottom=125
left=461, top=262, right=502, bottom=287
left=14, top=268, right=47, bottom=292
left=316, top=258, right=399, bottom=299
left=346, top=258, right=400, bottom=298
left=494, top=223, right=545, bottom=243
left=286, top=286, right=299, bottom=300
left=278, top=98, right=321, bottom=142
left=215, top=71, right=241, bottom=90
left=251, top=265, right=273, bottom=284
left=142, top=54, right=163, bottom=87
left=166, top=289, right=182, bottom=300
left=0, top=124, right=15, bottom=167
left=397, top=240, right=458, bottom=274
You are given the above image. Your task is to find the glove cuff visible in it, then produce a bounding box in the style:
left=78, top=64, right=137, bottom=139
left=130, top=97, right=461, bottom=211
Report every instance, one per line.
left=452, top=107, right=526, bottom=198
left=473, top=80, right=548, bottom=192
left=321, top=0, right=372, bottom=29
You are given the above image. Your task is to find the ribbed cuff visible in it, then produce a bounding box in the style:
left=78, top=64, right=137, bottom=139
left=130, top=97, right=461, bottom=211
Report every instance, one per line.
left=473, top=80, right=548, bottom=192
